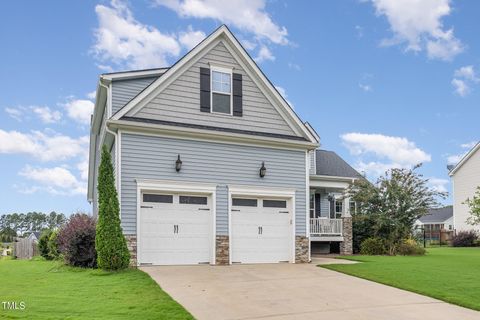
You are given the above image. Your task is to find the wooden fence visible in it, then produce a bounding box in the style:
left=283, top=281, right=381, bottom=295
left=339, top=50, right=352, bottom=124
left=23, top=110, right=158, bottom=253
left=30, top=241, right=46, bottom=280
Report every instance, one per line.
left=13, top=237, right=38, bottom=259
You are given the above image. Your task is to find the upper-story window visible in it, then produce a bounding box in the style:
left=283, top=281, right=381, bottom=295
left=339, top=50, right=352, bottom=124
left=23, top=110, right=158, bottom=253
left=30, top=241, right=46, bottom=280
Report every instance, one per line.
left=211, top=67, right=232, bottom=114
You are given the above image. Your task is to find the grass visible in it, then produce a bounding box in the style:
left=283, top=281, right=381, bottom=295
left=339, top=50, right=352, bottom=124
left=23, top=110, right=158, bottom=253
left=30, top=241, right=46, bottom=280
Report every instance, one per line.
left=322, top=247, right=480, bottom=311
left=0, top=259, right=193, bottom=319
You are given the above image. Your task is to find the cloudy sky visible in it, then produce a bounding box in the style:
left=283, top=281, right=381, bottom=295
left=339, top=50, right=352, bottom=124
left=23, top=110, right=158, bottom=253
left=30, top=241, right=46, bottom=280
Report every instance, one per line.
left=0, top=0, right=478, bottom=215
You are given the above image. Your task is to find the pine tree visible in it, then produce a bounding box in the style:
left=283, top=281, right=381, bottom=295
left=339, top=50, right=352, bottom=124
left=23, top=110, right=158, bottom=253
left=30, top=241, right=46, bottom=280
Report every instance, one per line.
left=95, top=145, right=130, bottom=270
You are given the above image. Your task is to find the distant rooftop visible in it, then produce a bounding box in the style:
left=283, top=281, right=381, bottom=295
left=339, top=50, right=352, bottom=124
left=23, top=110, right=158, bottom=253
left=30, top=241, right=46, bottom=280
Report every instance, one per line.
left=418, top=207, right=453, bottom=224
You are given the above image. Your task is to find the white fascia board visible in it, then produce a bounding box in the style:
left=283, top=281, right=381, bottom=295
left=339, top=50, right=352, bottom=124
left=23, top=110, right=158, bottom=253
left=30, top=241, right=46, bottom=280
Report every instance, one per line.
left=101, top=68, right=168, bottom=81
left=449, top=142, right=480, bottom=176
left=107, top=119, right=318, bottom=151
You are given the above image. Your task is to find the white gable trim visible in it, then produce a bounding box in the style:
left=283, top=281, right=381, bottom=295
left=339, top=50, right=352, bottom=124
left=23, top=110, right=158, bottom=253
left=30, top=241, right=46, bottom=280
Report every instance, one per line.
left=449, top=141, right=480, bottom=176
left=111, top=25, right=317, bottom=143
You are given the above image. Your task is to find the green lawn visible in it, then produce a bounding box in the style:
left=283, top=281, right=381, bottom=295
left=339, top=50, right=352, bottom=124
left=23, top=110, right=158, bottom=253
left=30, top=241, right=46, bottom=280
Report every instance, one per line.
left=322, top=247, right=480, bottom=310
left=0, top=259, right=193, bottom=319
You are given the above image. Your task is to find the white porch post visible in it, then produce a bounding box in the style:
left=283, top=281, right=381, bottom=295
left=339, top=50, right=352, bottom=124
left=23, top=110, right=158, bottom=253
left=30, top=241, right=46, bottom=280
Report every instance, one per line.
left=343, top=197, right=351, bottom=218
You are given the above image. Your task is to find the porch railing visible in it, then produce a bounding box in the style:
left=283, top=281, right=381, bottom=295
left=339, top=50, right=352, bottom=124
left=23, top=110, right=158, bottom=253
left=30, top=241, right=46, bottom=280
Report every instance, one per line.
left=310, top=218, right=343, bottom=236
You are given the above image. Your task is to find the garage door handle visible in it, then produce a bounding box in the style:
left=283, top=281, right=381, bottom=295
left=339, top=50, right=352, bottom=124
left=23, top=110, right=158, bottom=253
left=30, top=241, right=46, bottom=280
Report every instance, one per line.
left=141, top=206, right=153, bottom=208
left=232, top=209, right=240, bottom=212
left=258, top=226, right=263, bottom=235
left=198, top=208, right=210, bottom=211
left=279, top=211, right=289, bottom=213
left=173, top=225, right=179, bottom=234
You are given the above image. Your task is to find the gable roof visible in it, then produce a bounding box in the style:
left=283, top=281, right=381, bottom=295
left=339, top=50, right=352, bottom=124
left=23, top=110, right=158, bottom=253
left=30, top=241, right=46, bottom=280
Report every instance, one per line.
left=314, top=150, right=363, bottom=178
left=449, top=141, right=480, bottom=176
left=418, top=207, right=453, bottom=224
left=110, top=25, right=318, bottom=144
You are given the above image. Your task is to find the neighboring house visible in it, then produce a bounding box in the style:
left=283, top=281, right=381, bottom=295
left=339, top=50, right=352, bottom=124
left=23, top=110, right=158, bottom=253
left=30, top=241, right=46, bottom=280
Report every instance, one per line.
left=449, top=142, right=480, bottom=233
left=87, top=25, right=357, bottom=266
left=414, top=207, right=454, bottom=240
left=1, top=243, right=13, bottom=256
left=27, top=231, right=41, bottom=243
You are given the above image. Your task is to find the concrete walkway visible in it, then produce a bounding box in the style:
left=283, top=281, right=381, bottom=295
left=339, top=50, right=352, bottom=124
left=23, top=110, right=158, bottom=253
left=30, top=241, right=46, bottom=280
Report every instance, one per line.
left=142, top=262, right=479, bottom=320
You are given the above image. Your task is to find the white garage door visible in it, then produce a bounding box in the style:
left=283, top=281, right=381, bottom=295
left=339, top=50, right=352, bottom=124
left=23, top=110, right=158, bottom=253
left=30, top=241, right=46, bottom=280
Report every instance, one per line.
left=138, top=192, right=212, bottom=265
left=231, top=197, right=292, bottom=263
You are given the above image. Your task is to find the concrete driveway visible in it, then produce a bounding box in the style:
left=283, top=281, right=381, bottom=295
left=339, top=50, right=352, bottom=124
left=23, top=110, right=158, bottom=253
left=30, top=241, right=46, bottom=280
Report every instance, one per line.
left=141, top=259, right=479, bottom=320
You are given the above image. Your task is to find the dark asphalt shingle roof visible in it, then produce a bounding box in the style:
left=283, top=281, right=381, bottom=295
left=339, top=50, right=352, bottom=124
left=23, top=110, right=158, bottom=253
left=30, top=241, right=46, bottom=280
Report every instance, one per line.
left=121, top=116, right=308, bottom=141
left=418, top=207, right=453, bottom=223
left=315, top=150, right=363, bottom=178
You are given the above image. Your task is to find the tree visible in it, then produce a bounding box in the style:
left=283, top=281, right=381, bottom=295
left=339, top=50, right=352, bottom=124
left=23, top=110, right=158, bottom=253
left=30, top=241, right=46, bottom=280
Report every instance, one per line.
left=95, top=145, right=130, bottom=270
left=348, top=164, right=446, bottom=255
left=38, top=230, right=53, bottom=260
left=465, top=186, right=480, bottom=226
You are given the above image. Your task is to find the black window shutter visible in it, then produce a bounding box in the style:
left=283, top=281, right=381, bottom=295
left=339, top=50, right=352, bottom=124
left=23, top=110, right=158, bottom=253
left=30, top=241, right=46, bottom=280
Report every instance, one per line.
left=314, top=193, right=321, bottom=218
left=200, top=67, right=210, bottom=113
left=232, top=73, right=243, bottom=116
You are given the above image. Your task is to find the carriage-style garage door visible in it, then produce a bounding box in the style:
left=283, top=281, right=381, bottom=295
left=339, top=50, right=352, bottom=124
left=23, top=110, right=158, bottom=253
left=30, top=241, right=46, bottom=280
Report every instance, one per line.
left=231, top=197, right=293, bottom=263
left=138, top=192, right=212, bottom=265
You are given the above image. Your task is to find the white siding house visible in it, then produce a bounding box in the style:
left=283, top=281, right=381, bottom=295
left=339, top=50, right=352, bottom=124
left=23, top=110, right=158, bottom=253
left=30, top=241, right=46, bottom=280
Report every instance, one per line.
left=449, top=142, right=480, bottom=232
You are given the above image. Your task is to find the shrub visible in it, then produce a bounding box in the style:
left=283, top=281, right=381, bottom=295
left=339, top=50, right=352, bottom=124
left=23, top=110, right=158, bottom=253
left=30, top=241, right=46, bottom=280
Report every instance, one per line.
left=47, top=230, right=60, bottom=260
left=352, top=214, right=376, bottom=254
left=397, top=239, right=426, bottom=255
left=452, top=230, right=478, bottom=247
left=96, top=145, right=130, bottom=270
left=58, top=213, right=97, bottom=268
left=360, top=237, right=386, bottom=255
left=38, top=230, right=53, bottom=260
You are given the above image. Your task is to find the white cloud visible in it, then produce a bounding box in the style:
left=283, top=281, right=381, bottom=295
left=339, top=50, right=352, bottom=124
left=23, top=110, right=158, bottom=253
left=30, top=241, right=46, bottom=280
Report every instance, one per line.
left=355, top=25, right=364, bottom=38
left=460, top=141, right=477, bottom=149
left=87, top=91, right=97, bottom=100
left=255, top=45, right=275, bottom=63
left=64, top=99, right=94, bottom=125
left=369, top=0, right=463, bottom=61
left=0, top=129, right=88, bottom=162
left=275, top=85, right=293, bottom=109
left=341, top=132, right=431, bottom=177
left=19, top=165, right=86, bottom=196
left=447, top=141, right=478, bottom=165
left=451, top=78, right=469, bottom=97
left=359, top=83, right=372, bottom=92
left=428, top=178, right=449, bottom=193
left=452, top=65, right=479, bottom=97
left=155, top=0, right=289, bottom=45
left=179, top=25, right=206, bottom=50
left=447, top=153, right=465, bottom=165
left=93, top=0, right=182, bottom=70
left=31, top=106, right=62, bottom=124
left=5, top=107, right=24, bottom=121
left=5, top=105, right=61, bottom=123
left=454, top=65, right=478, bottom=81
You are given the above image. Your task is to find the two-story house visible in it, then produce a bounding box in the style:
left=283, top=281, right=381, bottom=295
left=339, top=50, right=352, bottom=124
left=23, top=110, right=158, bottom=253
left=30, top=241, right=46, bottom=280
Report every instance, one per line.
left=88, top=25, right=360, bottom=266
left=449, top=142, right=480, bottom=233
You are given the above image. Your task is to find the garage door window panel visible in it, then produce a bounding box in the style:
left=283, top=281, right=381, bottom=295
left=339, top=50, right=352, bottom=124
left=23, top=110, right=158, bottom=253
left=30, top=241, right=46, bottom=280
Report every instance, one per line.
left=232, top=198, right=258, bottom=207
left=143, top=194, right=173, bottom=203
left=179, top=195, right=208, bottom=205
left=263, top=200, right=287, bottom=208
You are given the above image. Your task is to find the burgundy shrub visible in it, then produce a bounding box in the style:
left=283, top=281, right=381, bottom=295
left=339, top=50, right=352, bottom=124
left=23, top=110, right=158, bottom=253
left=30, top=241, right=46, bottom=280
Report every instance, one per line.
left=58, top=213, right=97, bottom=268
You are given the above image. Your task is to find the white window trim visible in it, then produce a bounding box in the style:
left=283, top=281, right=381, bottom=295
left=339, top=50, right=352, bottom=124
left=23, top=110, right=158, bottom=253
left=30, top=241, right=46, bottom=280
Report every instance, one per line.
left=210, top=65, right=233, bottom=116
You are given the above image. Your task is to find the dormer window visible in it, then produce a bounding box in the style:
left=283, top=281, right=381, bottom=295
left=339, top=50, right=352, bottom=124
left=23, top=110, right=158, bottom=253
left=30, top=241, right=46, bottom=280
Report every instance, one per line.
left=211, top=67, right=232, bottom=114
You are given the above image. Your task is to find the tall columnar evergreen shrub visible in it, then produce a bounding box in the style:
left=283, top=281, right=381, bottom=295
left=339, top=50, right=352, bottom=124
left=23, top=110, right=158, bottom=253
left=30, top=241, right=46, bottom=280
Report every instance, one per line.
left=96, top=145, right=130, bottom=270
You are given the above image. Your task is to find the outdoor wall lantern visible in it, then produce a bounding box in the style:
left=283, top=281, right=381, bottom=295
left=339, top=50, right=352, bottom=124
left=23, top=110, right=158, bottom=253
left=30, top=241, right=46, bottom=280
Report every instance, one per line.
left=259, top=161, right=266, bottom=178
left=175, top=155, right=182, bottom=172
